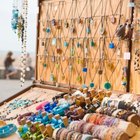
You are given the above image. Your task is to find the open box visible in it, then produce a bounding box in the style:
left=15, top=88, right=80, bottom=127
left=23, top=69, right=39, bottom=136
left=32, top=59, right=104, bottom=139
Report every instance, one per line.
left=1, top=0, right=140, bottom=139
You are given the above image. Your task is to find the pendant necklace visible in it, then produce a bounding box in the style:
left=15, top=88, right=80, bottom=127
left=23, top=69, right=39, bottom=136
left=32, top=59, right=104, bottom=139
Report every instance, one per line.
left=89, top=38, right=101, bottom=88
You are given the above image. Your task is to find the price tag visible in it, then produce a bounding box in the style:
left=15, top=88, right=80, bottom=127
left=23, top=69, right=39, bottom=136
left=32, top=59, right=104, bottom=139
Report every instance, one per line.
left=124, top=52, right=131, bottom=60
left=128, top=2, right=135, bottom=7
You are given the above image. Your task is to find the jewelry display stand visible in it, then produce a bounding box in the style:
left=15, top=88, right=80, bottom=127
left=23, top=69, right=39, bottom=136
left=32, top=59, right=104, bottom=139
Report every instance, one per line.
left=1, top=0, right=140, bottom=139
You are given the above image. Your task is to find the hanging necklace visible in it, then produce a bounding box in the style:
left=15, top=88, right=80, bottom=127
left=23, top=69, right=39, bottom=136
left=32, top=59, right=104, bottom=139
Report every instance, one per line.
left=39, top=39, right=50, bottom=81
left=20, top=0, right=28, bottom=87
left=89, top=38, right=101, bottom=88
left=109, top=0, right=116, bottom=24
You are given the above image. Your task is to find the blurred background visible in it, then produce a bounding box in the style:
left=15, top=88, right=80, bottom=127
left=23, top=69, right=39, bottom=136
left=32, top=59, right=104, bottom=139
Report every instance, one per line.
left=0, top=0, right=37, bottom=102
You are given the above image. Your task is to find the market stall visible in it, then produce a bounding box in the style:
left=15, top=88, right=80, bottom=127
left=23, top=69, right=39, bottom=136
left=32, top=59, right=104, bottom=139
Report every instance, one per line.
left=1, top=0, right=140, bottom=139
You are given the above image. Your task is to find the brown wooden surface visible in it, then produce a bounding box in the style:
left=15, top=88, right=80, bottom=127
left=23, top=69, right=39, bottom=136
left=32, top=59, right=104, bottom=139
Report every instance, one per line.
left=130, top=6, right=140, bottom=94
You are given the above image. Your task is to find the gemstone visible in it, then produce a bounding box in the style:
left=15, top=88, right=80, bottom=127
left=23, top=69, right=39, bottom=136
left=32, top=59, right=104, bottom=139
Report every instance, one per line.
left=122, top=81, right=127, bottom=86
left=82, top=68, right=87, bottom=72
left=64, top=21, right=69, bottom=28
left=12, top=9, right=19, bottom=18
left=100, top=27, right=105, bottom=35
left=89, top=17, right=94, bottom=24
left=43, top=63, right=47, bottom=67
left=50, top=74, right=54, bottom=81
left=77, top=42, right=81, bottom=48
left=57, top=48, right=62, bottom=54
left=46, top=27, right=51, bottom=33
left=109, top=42, right=115, bottom=49
left=82, top=84, right=87, bottom=89
left=52, top=19, right=56, bottom=26
left=52, top=38, right=57, bottom=45
left=90, top=40, right=95, bottom=47
left=86, top=27, right=91, bottom=34
left=104, top=82, right=111, bottom=90
left=70, top=48, right=75, bottom=56
left=77, top=76, right=82, bottom=82
left=90, top=82, right=94, bottom=88
left=110, top=16, right=116, bottom=24
left=98, top=69, right=103, bottom=75
left=64, top=41, right=68, bottom=47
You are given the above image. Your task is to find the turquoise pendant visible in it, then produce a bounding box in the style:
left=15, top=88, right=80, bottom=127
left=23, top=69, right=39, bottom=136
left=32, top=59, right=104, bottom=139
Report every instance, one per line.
left=90, top=40, right=95, bottom=47
left=77, top=42, right=81, bottom=48
left=64, top=41, right=68, bottom=47
left=82, top=84, right=87, bottom=89
left=52, top=38, right=57, bottom=46
left=86, top=27, right=91, bottom=34
left=109, top=42, right=115, bottom=49
left=46, top=27, right=51, bottom=33
left=104, top=82, right=111, bottom=90
left=90, top=82, right=94, bottom=88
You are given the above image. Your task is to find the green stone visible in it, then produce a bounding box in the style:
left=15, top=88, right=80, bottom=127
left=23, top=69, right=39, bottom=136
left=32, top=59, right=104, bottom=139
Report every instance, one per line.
left=43, top=63, right=47, bottom=67
left=90, top=82, right=94, bottom=88
left=90, top=40, right=95, bottom=47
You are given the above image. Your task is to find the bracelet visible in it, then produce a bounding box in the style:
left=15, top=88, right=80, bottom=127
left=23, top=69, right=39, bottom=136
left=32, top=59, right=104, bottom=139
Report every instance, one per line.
left=112, top=109, right=123, bottom=117
left=82, top=123, right=94, bottom=134
left=53, top=103, right=70, bottom=116
left=60, top=128, right=69, bottom=140
left=81, top=134, right=94, bottom=140
left=52, top=128, right=60, bottom=139
left=17, top=112, right=33, bottom=125
left=36, top=101, right=49, bottom=110
left=0, top=124, right=17, bottom=138
left=56, top=128, right=64, bottom=140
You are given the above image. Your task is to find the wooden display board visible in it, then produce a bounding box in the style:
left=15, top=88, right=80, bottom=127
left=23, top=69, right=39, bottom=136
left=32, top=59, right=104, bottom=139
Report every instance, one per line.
left=130, top=5, right=140, bottom=93
left=36, top=0, right=132, bottom=92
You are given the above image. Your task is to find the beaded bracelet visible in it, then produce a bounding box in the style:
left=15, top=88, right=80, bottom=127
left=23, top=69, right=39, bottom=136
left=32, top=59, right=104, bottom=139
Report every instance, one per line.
left=53, top=103, right=70, bottom=116
left=36, top=101, right=49, bottom=110
left=17, top=112, right=33, bottom=125
left=0, top=124, right=17, bottom=138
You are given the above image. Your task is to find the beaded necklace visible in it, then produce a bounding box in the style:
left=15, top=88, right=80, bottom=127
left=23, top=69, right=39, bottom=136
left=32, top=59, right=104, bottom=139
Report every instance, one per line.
left=20, top=0, right=28, bottom=87
left=11, top=0, right=28, bottom=86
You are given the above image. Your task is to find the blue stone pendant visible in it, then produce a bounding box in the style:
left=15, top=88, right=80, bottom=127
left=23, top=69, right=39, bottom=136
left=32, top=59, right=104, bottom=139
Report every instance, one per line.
left=64, top=41, right=68, bottom=47
left=104, top=82, right=111, bottom=90
left=109, top=42, right=115, bottom=49
left=90, top=82, right=94, bottom=88
left=82, top=84, right=87, bottom=89
left=86, top=27, right=91, bottom=34
left=82, top=68, right=87, bottom=72
left=46, top=27, right=51, bottom=33
left=52, top=38, right=57, bottom=46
